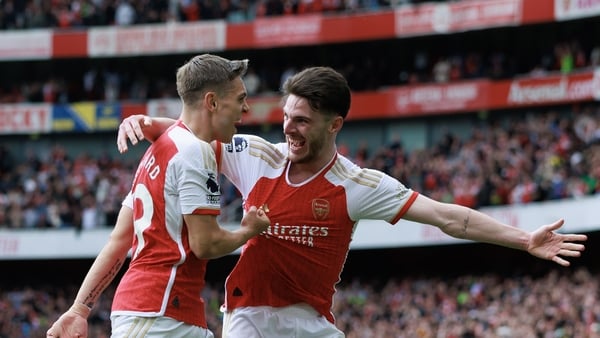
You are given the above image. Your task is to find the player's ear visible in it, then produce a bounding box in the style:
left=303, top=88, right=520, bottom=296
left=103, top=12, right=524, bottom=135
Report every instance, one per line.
left=205, top=92, right=218, bottom=111
left=329, top=116, right=344, bottom=134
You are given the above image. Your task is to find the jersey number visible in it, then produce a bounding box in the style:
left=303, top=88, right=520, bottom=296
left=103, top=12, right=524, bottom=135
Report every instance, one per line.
left=132, top=184, right=153, bottom=260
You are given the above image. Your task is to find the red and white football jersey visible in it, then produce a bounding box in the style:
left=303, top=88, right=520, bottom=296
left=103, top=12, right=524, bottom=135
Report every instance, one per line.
left=112, top=120, right=221, bottom=328
left=216, top=134, right=418, bottom=323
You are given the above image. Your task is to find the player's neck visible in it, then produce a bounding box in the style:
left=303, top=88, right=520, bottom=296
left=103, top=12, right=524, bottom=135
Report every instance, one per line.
left=180, top=111, right=212, bottom=143
left=288, top=146, right=337, bottom=184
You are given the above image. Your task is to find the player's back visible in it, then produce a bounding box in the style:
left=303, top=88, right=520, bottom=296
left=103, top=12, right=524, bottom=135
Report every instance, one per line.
left=112, top=121, right=211, bottom=327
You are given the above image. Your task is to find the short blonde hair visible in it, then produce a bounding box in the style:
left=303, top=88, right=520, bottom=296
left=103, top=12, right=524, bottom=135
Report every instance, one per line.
left=176, top=54, right=248, bottom=106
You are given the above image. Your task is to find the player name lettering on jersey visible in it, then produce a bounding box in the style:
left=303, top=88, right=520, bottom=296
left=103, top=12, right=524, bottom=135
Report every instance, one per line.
left=279, top=235, right=314, bottom=246
left=142, top=154, right=161, bottom=179
left=262, top=223, right=329, bottom=247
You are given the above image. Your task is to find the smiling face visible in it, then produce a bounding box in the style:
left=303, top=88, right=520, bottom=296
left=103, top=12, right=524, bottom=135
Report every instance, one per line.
left=283, top=94, right=337, bottom=165
left=278, top=67, right=350, bottom=175
left=211, top=76, right=249, bottom=143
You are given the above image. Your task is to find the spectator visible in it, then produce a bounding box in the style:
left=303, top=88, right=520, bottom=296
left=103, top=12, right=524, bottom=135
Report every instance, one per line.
left=114, top=0, right=136, bottom=25
left=243, top=66, right=262, bottom=96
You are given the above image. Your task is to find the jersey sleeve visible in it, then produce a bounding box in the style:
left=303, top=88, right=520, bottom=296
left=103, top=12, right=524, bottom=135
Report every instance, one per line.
left=355, top=170, right=418, bottom=224
left=168, top=128, right=221, bottom=216
left=331, top=157, right=418, bottom=224
left=122, top=191, right=133, bottom=209
left=216, top=134, right=287, bottom=197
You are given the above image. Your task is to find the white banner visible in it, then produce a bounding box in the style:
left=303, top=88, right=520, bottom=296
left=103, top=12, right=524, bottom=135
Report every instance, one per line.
left=395, top=0, right=522, bottom=36
left=555, top=0, right=600, bottom=21
left=147, top=99, right=182, bottom=119
left=88, top=21, right=226, bottom=57
left=0, top=103, right=53, bottom=134
left=0, top=30, right=52, bottom=60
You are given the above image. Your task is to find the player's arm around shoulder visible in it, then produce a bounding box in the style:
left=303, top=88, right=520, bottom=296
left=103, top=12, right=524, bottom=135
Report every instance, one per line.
left=185, top=205, right=270, bottom=259
left=117, top=115, right=177, bottom=153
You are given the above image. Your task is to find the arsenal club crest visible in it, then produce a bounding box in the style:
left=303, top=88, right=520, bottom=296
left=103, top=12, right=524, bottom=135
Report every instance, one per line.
left=312, top=199, right=329, bottom=221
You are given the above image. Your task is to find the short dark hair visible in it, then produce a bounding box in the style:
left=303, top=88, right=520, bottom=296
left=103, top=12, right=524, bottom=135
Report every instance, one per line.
left=282, top=67, right=351, bottom=119
left=176, top=54, right=248, bottom=106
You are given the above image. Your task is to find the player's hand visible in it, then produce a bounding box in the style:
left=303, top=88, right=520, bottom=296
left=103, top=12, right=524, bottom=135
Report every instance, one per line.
left=242, top=204, right=271, bottom=236
left=46, top=303, right=90, bottom=338
left=117, top=114, right=153, bottom=154
left=527, top=219, right=587, bottom=267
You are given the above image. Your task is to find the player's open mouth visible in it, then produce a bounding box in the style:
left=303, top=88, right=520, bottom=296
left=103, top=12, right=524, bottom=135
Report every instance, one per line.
left=288, top=138, right=305, bottom=150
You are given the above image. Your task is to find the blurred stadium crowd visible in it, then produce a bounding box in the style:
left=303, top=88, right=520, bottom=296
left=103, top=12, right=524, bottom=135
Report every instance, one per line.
left=0, top=1, right=599, bottom=106
left=1, top=35, right=599, bottom=106
left=0, top=102, right=599, bottom=229
left=3, top=37, right=600, bottom=105
left=1, top=266, right=598, bottom=337
left=0, top=0, right=440, bottom=30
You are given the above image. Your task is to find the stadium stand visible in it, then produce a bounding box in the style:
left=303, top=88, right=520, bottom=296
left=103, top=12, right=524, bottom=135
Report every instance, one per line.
left=0, top=0, right=599, bottom=337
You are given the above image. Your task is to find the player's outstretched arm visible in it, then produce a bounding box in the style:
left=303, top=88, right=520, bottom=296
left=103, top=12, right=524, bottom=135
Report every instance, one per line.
left=46, top=206, right=134, bottom=338
left=117, top=115, right=177, bottom=153
left=403, top=194, right=587, bottom=267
